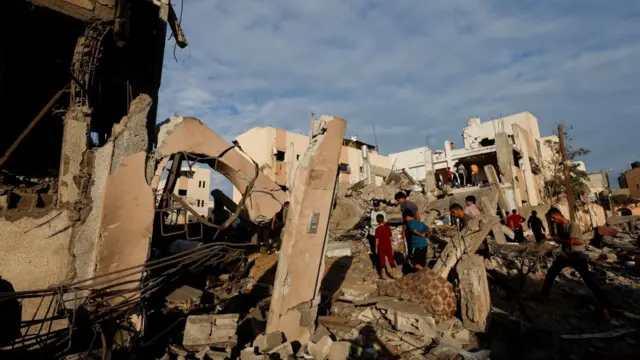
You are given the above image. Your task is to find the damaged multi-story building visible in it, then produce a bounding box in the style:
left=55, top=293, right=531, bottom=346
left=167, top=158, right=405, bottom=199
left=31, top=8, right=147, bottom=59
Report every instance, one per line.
left=390, top=112, right=549, bottom=210
left=0, top=0, right=299, bottom=355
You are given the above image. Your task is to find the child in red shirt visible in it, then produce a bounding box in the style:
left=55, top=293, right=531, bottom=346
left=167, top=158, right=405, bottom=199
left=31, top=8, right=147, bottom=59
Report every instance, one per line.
left=375, top=214, right=396, bottom=279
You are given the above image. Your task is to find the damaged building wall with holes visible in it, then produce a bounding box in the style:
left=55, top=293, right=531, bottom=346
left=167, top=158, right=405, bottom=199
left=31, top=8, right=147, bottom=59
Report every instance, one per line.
left=0, top=0, right=174, bottom=324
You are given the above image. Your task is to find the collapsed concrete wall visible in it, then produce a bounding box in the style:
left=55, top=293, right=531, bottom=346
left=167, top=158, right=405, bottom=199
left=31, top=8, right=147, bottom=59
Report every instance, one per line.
left=155, top=116, right=287, bottom=220
left=267, top=115, right=346, bottom=344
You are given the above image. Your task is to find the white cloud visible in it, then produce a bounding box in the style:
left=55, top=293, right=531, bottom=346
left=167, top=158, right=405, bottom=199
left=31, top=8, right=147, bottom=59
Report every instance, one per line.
left=159, top=0, right=640, bottom=181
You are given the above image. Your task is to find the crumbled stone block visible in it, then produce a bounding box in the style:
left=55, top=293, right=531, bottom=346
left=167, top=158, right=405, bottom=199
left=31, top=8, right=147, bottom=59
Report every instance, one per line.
left=166, top=285, right=203, bottom=310
left=456, top=254, right=491, bottom=333
left=267, top=342, right=294, bottom=359
left=183, top=314, right=239, bottom=351
left=308, top=335, right=334, bottom=360
left=328, top=341, right=351, bottom=360
left=326, top=242, right=352, bottom=258
left=253, top=331, right=286, bottom=352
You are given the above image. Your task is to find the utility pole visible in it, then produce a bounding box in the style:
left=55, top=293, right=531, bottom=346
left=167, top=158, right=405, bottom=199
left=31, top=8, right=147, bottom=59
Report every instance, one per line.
left=558, top=124, right=576, bottom=220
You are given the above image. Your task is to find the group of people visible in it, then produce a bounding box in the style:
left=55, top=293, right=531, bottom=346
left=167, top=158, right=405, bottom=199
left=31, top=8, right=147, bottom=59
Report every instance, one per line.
left=446, top=163, right=481, bottom=188
left=368, top=192, right=611, bottom=318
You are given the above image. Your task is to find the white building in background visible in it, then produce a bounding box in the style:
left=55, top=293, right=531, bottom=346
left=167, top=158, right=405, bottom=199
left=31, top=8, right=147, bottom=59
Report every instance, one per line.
left=389, top=111, right=549, bottom=207
left=158, top=165, right=212, bottom=220
left=232, top=121, right=391, bottom=203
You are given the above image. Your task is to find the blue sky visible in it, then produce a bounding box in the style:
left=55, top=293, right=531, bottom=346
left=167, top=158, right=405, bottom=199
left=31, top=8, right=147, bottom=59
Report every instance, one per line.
left=158, top=0, right=640, bottom=189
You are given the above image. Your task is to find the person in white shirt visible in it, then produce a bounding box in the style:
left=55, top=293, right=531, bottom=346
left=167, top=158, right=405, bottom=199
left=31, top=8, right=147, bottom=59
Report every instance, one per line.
left=464, top=195, right=482, bottom=218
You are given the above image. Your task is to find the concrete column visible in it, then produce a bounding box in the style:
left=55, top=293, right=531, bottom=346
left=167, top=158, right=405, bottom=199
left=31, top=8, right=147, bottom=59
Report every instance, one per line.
left=57, top=108, right=90, bottom=210
left=456, top=254, right=491, bottom=333
left=481, top=196, right=506, bottom=244
left=266, top=116, right=346, bottom=345
left=495, top=133, right=514, bottom=186
left=513, top=125, right=539, bottom=206
left=484, top=165, right=509, bottom=219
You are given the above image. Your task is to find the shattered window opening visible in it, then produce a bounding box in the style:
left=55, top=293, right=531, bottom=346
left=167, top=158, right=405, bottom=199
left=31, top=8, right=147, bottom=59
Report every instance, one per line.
left=275, top=150, right=285, bottom=161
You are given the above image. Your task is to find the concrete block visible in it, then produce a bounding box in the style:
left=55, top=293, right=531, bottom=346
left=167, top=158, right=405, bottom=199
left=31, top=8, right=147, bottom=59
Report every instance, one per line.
left=340, top=282, right=377, bottom=301
left=308, top=335, right=334, bottom=360
left=328, top=341, right=351, bottom=360
left=240, top=347, right=268, bottom=360
left=183, top=314, right=239, bottom=350
left=267, top=342, right=294, bottom=359
left=326, top=242, right=352, bottom=258
left=357, top=307, right=382, bottom=322
left=166, top=285, right=203, bottom=310
left=456, top=255, right=491, bottom=333
left=311, top=325, right=334, bottom=343
left=253, top=331, right=286, bottom=352
left=377, top=301, right=437, bottom=339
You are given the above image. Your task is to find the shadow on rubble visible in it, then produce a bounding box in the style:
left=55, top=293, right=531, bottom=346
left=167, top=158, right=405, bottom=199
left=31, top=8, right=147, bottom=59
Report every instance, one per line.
left=320, top=256, right=353, bottom=310
left=349, top=324, right=397, bottom=360
left=486, top=267, right=640, bottom=360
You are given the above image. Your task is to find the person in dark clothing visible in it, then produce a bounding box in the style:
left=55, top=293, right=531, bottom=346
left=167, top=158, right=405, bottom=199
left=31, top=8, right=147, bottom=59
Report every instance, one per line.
left=449, top=203, right=472, bottom=231
left=395, top=191, right=419, bottom=267
left=527, top=210, right=546, bottom=243
left=541, top=208, right=611, bottom=318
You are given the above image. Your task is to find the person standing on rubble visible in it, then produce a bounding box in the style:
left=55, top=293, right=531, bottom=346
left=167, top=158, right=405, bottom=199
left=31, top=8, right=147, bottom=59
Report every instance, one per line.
left=375, top=214, right=397, bottom=279
left=507, top=209, right=526, bottom=242
left=541, top=208, right=611, bottom=318
left=527, top=210, right=546, bottom=243
left=464, top=195, right=482, bottom=218
left=470, top=163, right=480, bottom=186
left=395, top=191, right=419, bottom=267
left=404, top=209, right=431, bottom=271
left=367, top=200, right=387, bottom=269
left=457, top=163, right=467, bottom=187
left=450, top=203, right=472, bottom=230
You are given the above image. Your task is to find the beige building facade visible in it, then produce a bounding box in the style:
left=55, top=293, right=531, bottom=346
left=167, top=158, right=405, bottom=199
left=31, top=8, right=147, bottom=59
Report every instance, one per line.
left=390, top=111, right=547, bottom=207
left=233, top=121, right=390, bottom=202
left=158, top=165, right=213, bottom=220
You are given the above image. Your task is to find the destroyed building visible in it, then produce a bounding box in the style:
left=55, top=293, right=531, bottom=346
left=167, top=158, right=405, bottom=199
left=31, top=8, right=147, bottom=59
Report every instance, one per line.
left=390, top=112, right=547, bottom=209
left=232, top=126, right=391, bottom=202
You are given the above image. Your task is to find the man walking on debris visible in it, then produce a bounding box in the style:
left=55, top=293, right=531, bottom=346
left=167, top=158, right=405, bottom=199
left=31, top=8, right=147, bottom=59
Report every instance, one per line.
left=395, top=191, right=419, bottom=267
left=404, top=209, right=431, bottom=271
left=375, top=214, right=396, bottom=279
left=527, top=210, right=546, bottom=243
left=367, top=200, right=387, bottom=269
left=450, top=203, right=472, bottom=231
left=541, top=208, right=611, bottom=318
left=507, top=209, right=526, bottom=242
left=464, top=195, right=482, bottom=218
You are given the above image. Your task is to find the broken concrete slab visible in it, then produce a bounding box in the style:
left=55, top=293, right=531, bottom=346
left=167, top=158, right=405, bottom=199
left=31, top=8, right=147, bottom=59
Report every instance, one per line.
left=266, top=116, right=346, bottom=345
left=240, top=347, right=268, bottom=360
left=327, top=341, right=351, bottom=360
left=456, top=254, right=491, bottom=333
left=340, top=282, right=378, bottom=301
left=352, top=296, right=396, bottom=306
left=183, top=314, right=239, bottom=351
left=166, top=285, right=203, bottom=311
left=308, top=335, right=334, bottom=360
left=325, top=242, right=352, bottom=258
left=377, top=300, right=438, bottom=340
left=253, top=331, right=286, bottom=352
left=432, top=215, right=497, bottom=278
left=267, top=342, right=294, bottom=359
left=357, top=307, right=382, bottom=323
left=155, top=116, right=287, bottom=220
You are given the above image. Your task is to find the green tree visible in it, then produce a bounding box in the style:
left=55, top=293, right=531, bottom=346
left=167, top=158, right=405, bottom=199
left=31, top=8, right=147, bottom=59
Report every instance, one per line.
left=542, top=125, right=590, bottom=205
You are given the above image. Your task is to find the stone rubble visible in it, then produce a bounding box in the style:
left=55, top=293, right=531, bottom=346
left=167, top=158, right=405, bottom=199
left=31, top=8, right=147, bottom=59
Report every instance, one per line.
left=163, top=181, right=640, bottom=360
